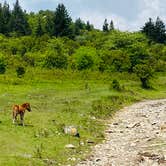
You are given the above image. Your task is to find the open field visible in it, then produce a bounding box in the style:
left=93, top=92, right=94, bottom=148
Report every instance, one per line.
left=0, top=69, right=165, bottom=165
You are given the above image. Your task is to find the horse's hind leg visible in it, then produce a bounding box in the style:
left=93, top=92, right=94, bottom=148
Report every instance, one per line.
left=20, top=113, right=24, bottom=126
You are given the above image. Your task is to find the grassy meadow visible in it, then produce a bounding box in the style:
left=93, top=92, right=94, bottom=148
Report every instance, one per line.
left=0, top=68, right=165, bottom=165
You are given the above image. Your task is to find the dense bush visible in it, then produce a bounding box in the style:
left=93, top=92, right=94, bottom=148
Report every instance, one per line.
left=111, top=79, right=121, bottom=91
left=72, top=46, right=100, bottom=70
left=16, top=66, right=26, bottom=77
left=0, top=55, right=6, bottom=74
left=133, top=63, right=154, bottom=88
left=43, top=38, right=68, bottom=69
left=44, top=50, right=68, bottom=69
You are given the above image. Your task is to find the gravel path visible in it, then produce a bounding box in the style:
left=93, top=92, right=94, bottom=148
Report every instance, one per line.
left=77, top=99, right=166, bottom=166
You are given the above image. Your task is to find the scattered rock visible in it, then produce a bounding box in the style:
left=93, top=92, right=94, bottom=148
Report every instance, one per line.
left=90, top=116, right=96, bottom=120
left=113, top=122, right=119, bottom=125
left=136, top=155, right=145, bottom=163
left=160, top=125, right=166, bottom=131
left=132, top=122, right=141, bottom=128
left=105, top=130, right=114, bottom=133
left=68, top=157, right=76, bottom=161
left=87, top=140, right=95, bottom=144
left=152, top=122, right=157, bottom=125
left=158, top=156, right=166, bottom=164
left=141, top=114, right=148, bottom=118
left=65, top=144, right=75, bottom=149
left=146, top=137, right=155, bottom=142
left=64, top=126, right=80, bottom=137
left=96, top=158, right=101, bottom=162
left=79, top=141, right=84, bottom=146
left=43, top=159, right=56, bottom=165
left=138, top=152, right=156, bottom=158
left=126, top=122, right=141, bottom=128
left=151, top=103, right=164, bottom=107
left=138, top=152, right=166, bottom=164
left=130, top=143, right=136, bottom=147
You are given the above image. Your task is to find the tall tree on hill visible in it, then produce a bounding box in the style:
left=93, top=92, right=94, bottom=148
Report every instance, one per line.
left=103, top=19, right=109, bottom=32
left=53, top=3, right=73, bottom=38
left=0, top=4, right=3, bottom=33
left=45, top=15, right=54, bottom=36
left=35, top=17, right=44, bottom=36
left=154, top=17, right=166, bottom=43
left=141, top=17, right=166, bottom=43
left=10, top=0, right=31, bottom=36
left=0, top=1, right=11, bottom=35
left=2, top=1, right=11, bottom=34
left=74, top=18, right=85, bottom=35
left=109, top=20, right=114, bottom=31
left=141, top=18, right=155, bottom=41
left=86, top=21, right=93, bottom=31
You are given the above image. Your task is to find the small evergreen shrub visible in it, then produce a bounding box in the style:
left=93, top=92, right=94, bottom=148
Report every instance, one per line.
left=111, top=79, right=121, bottom=91
left=110, top=79, right=125, bottom=91
left=0, top=55, right=6, bottom=74
left=16, top=66, right=26, bottom=78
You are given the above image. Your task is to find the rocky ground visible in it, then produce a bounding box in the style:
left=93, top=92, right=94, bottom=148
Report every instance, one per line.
left=77, top=99, right=166, bottom=166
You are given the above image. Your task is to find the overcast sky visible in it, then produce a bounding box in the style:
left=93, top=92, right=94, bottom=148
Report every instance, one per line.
left=1, top=0, right=166, bottom=31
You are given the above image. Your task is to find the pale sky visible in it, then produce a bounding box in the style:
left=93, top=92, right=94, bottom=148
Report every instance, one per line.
left=1, top=0, right=166, bottom=31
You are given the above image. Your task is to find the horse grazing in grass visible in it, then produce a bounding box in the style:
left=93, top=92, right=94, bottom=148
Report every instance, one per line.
left=12, top=103, right=31, bottom=126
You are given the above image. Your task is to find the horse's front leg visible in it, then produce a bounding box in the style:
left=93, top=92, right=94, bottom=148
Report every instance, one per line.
left=13, top=112, right=18, bottom=124
left=20, top=112, right=24, bottom=126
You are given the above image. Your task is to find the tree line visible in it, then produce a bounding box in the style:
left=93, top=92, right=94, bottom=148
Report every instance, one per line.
left=0, top=0, right=93, bottom=38
left=0, top=0, right=166, bottom=43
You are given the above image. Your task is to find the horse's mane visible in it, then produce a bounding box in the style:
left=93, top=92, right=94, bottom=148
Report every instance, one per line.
left=21, top=103, right=29, bottom=107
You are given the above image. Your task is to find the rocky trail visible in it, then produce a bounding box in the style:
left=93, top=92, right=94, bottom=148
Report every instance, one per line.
left=77, top=99, right=166, bottom=166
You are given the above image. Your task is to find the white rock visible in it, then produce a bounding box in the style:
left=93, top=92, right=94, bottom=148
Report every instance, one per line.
left=65, top=144, right=75, bottom=149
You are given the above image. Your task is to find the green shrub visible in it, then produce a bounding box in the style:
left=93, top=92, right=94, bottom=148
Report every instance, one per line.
left=111, top=79, right=121, bottom=91
left=133, top=63, right=154, bottom=89
left=44, top=50, right=68, bottom=69
left=0, top=56, right=6, bottom=74
left=72, top=46, right=100, bottom=70
left=43, top=38, right=68, bottom=69
left=16, top=66, right=26, bottom=78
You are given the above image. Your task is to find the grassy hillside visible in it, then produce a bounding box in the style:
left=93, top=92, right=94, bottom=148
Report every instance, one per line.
left=0, top=69, right=165, bottom=165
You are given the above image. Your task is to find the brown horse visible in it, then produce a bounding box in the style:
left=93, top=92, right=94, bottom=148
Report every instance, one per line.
left=12, top=103, right=31, bottom=126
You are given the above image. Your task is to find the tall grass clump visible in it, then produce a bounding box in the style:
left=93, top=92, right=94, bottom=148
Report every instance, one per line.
left=91, top=94, right=138, bottom=119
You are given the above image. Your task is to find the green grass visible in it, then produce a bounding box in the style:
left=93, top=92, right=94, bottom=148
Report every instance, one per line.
left=0, top=69, right=165, bottom=165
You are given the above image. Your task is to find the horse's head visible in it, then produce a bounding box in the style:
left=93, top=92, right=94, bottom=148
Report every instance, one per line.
left=22, top=103, right=32, bottom=112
